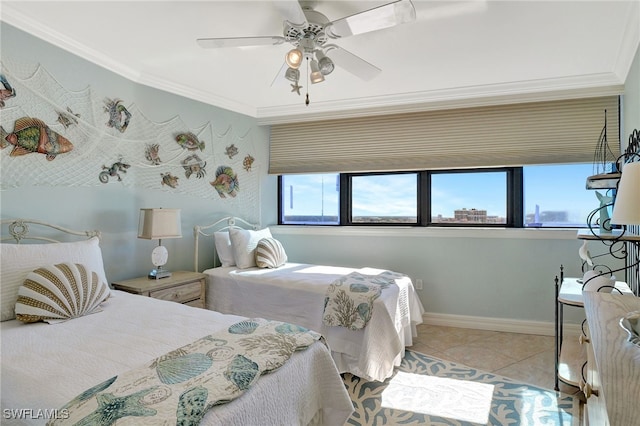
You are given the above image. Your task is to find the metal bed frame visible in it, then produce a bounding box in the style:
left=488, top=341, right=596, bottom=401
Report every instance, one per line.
left=193, top=216, right=259, bottom=272
left=1, top=218, right=100, bottom=244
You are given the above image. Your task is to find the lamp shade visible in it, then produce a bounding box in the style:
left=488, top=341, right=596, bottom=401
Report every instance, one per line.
left=137, top=208, right=182, bottom=239
left=285, top=67, right=300, bottom=82
left=309, top=60, right=324, bottom=84
left=285, top=48, right=303, bottom=69
left=315, top=51, right=335, bottom=75
left=611, top=162, right=640, bottom=225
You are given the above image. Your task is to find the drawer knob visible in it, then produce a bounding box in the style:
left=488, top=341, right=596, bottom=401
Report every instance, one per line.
left=579, top=335, right=590, bottom=345
left=173, top=292, right=179, bottom=299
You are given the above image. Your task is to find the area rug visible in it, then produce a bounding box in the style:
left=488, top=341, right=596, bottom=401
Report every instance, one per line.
left=343, top=350, right=579, bottom=426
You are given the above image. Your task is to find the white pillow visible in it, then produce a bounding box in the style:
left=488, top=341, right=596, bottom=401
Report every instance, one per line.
left=214, top=231, right=235, bottom=267
left=0, top=237, right=108, bottom=322
left=15, top=263, right=111, bottom=323
left=229, top=227, right=272, bottom=269
left=255, top=238, right=288, bottom=269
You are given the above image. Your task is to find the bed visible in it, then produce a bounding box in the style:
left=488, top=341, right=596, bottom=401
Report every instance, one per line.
left=193, top=217, right=425, bottom=382
left=0, top=218, right=354, bottom=426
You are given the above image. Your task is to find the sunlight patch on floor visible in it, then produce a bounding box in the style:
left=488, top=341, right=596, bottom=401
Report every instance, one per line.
left=381, top=371, right=494, bottom=424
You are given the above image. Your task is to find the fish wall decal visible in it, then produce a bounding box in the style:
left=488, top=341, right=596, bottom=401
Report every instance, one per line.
left=210, top=166, right=239, bottom=198
left=175, top=132, right=205, bottom=151
left=1, top=117, right=73, bottom=160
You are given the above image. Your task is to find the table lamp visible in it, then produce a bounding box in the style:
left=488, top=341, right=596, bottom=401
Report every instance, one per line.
left=611, top=162, right=640, bottom=226
left=138, top=208, right=182, bottom=279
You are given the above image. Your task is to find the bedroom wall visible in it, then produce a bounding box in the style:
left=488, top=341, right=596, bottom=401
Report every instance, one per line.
left=2, top=23, right=636, bottom=334
left=0, top=23, right=271, bottom=282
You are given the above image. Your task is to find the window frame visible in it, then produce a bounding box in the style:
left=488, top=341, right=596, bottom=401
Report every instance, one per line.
left=426, top=167, right=522, bottom=228
left=277, top=174, right=340, bottom=226
left=277, top=167, right=534, bottom=229
left=346, top=171, right=421, bottom=226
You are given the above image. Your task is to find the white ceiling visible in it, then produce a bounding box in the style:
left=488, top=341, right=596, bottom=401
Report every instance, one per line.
left=1, top=1, right=639, bottom=125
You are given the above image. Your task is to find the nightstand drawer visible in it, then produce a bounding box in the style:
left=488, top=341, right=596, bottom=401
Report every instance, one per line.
left=112, top=271, right=206, bottom=308
left=151, top=281, right=201, bottom=303
left=184, top=298, right=205, bottom=309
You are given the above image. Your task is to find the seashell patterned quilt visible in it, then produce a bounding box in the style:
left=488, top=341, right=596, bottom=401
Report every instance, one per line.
left=49, top=318, right=321, bottom=425
left=322, top=270, right=405, bottom=330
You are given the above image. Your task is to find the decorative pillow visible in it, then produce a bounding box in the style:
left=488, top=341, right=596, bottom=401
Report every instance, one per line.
left=214, top=231, right=235, bottom=267
left=1, top=237, right=108, bottom=322
left=229, top=227, right=273, bottom=269
left=15, top=263, right=111, bottom=323
left=255, top=238, right=288, bottom=269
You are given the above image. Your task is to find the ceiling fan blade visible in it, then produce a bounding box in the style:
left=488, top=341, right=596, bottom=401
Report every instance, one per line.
left=197, top=36, right=286, bottom=49
left=272, top=1, right=307, bottom=27
left=325, top=45, right=381, bottom=81
left=271, top=61, right=288, bottom=87
left=325, top=0, right=416, bottom=39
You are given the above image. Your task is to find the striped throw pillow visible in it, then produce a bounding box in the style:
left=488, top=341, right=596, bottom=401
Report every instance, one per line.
left=15, top=263, right=110, bottom=323
left=255, top=238, right=287, bottom=269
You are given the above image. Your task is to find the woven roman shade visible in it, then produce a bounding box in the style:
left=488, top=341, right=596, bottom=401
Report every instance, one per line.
left=269, top=96, right=620, bottom=174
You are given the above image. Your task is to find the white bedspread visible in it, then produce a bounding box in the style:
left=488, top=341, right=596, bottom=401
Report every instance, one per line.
left=203, top=263, right=425, bottom=382
left=0, top=290, right=353, bottom=426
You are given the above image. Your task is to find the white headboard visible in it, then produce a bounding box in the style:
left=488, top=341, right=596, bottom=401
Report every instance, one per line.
left=1, top=218, right=101, bottom=243
left=193, top=216, right=259, bottom=272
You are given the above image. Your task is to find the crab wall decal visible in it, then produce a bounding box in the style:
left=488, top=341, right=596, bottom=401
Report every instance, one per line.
left=182, top=154, right=207, bottom=179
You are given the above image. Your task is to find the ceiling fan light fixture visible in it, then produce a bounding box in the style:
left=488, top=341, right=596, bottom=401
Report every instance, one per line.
left=315, top=51, right=335, bottom=75
left=285, top=48, right=303, bottom=69
left=285, top=67, right=300, bottom=82
left=310, top=71, right=324, bottom=84
left=309, top=60, right=325, bottom=84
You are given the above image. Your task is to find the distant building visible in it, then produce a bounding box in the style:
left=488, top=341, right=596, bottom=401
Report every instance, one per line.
left=454, top=208, right=487, bottom=222
left=524, top=210, right=569, bottom=223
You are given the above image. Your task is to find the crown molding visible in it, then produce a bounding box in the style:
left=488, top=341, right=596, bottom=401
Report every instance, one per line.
left=0, top=6, right=258, bottom=118
left=612, top=0, right=640, bottom=82
left=256, top=74, right=625, bottom=125
left=1, top=6, right=141, bottom=86
left=1, top=2, right=632, bottom=126
left=137, top=71, right=257, bottom=118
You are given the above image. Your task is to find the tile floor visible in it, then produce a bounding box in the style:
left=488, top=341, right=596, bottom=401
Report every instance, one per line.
left=409, top=324, right=585, bottom=403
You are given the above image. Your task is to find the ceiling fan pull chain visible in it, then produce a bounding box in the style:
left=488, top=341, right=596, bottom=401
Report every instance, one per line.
left=305, top=57, right=310, bottom=106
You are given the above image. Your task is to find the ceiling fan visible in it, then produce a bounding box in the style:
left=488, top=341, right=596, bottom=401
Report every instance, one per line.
left=197, top=0, right=416, bottom=105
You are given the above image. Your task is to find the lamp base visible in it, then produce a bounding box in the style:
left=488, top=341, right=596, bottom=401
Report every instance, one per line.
left=148, top=269, right=172, bottom=280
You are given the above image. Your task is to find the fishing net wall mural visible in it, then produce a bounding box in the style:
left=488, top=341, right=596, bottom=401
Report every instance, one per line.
left=0, top=59, right=260, bottom=221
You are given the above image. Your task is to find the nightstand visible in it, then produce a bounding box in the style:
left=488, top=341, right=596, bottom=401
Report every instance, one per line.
left=112, top=271, right=206, bottom=308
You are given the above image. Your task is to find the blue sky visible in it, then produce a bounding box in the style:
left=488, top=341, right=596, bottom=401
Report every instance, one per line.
left=282, top=164, right=607, bottom=224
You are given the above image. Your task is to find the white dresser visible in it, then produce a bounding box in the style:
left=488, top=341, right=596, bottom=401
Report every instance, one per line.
left=582, top=292, right=640, bottom=425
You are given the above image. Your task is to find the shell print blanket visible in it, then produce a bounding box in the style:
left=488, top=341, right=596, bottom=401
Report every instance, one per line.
left=48, top=318, right=321, bottom=426
left=322, top=270, right=404, bottom=330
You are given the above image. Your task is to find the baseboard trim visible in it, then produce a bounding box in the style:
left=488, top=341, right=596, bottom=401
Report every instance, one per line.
left=422, top=312, right=583, bottom=336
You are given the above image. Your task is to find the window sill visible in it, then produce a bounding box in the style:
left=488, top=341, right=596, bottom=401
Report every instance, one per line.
left=269, top=225, right=579, bottom=240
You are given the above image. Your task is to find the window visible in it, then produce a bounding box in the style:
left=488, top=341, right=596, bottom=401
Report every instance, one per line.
left=431, top=171, right=507, bottom=225
left=350, top=173, right=418, bottom=224
left=523, top=163, right=598, bottom=227
left=278, top=164, right=593, bottom=228
left=279, top=174, right=339, bottom=225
